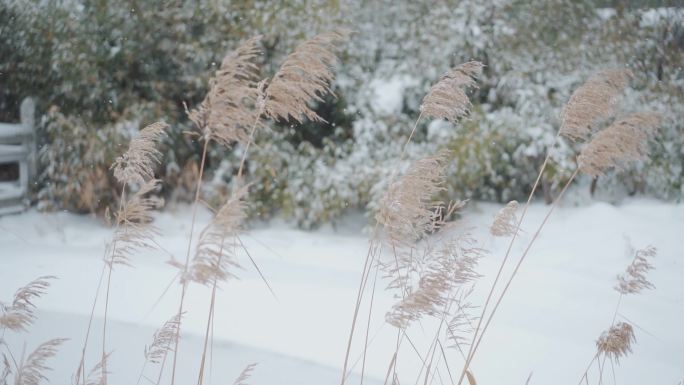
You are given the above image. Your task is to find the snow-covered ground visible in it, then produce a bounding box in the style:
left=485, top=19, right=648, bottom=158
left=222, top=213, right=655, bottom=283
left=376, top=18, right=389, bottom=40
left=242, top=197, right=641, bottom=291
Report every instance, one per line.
left=1, top=199, right=683, bottom=385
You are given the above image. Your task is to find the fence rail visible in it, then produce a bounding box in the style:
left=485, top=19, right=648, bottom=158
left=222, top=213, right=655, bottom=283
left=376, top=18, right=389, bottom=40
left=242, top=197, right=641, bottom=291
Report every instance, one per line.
left=0, top=98, right=36, bottom=215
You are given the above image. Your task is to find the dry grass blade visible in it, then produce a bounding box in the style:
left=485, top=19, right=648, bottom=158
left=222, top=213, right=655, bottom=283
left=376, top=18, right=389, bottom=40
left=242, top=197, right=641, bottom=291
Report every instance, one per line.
left=14, top=338, right=67, bottom=385
left=559, top=69, right=632, bottom=141
left=376, top=151, right=449, bottom=247
left=233, top=363, right=257, bottom=385
left=145, top=314, right=182, bottom=365
left=188, top=36, right=263, bottom=147
left=264, top=29, right=352, bottom=123
left=615, top=246, right=656, bottom=295
left=490, top=201, right=519, bottom=237
left=107, top=180, right=164, bottom=268
left=112, top=122, right=167, bottom=185
left=578, top=112, right=661, bottom=177
left=596, top=322, right=635, bottom=362
left=420, top=61, right=484, bottom=123
left=1, top=354, right=11, bottom=385
left=0, top=276, right=55, bottom=332
left=176, top=188, right=247, bottom=286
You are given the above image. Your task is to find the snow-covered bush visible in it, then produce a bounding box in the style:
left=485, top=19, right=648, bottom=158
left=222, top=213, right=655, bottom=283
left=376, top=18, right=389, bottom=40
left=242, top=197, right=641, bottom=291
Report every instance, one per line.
left=2, top=0, right=682, bottom=226
left=37, top=107, right=125, bottom=214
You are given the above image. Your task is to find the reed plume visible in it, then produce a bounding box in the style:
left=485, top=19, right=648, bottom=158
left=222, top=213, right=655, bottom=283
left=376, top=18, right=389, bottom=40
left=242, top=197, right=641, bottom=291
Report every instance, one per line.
left=376, top=151, right=449, bottom=247
left=447, top=289, right=477, bottom=349
left=386, top=234, right=483, bottom=329
left=107, top=180, right=163, bottom=268
left=13, top=338, right=67, bottom=385
left=489, top=201, right=519, bottom=237
left=578, top=112, right=661, bottom=177
left=84, top=353, right=110, bottom=385
left=559, top=69, right=632, bottom=141
left=420, top=61, right=484, bottom=123
left=615, top=246, right=656, bottom=295
left=263, top=29, right=352, bottom=123
left=112, top=122, right=168, bottom=185
left=188, top=36, right=263, bottom=147
left=144, top=314, right=182, bottom=365
left=596, top=322, right=635, bottom=362
left=0, top=276, right=55, bottom=332
left=172, top=188, right=247, bottom=286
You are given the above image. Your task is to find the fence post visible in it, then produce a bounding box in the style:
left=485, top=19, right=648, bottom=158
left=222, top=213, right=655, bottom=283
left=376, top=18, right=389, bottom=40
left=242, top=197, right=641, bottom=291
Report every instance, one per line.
left=20, top=97, right=36, bottom=183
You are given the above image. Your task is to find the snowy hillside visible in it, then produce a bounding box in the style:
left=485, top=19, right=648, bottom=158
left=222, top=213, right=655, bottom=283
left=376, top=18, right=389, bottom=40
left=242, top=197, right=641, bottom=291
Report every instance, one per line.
left=1, top=200, right=682, bottom=385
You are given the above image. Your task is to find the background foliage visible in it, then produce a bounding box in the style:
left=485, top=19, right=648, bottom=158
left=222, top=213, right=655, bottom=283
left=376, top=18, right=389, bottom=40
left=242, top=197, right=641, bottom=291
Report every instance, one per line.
left=1, top=0, right=682, bottom=227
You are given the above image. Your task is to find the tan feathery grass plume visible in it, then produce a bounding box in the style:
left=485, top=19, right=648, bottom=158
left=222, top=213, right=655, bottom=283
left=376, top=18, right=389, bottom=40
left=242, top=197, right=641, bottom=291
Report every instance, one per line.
left=578, top=112, right=661, bottom=177
left=263, top=29, right=352, bottom=123
left=0, top=276, right=55, bottom=332
left=84, top=353, right=110, bottom=385
left=13, top=338, right=67, bottom=385
left=188, top=36, right=263, bottom=147
left=144, top=314, right=182, bottom=365
left=490, top=201, right=519, bottom=237
left=233, top=363, right=257, bottom=385
left=376, top=151, right=449, bottom=247
left=386, top=234, right=484, bottom=329
left=112, top=122, right=167, bottom=185
left=559, top=69, right=632, bottom=141
left=173, top=188, right=247, bottom=286
left=615, top=246, right=656, bottom=295
left=596, top=322, right=635, bottom=362
left=420, top=61, right=484, bottom=123
left=107, top=180, right=163, bottom=267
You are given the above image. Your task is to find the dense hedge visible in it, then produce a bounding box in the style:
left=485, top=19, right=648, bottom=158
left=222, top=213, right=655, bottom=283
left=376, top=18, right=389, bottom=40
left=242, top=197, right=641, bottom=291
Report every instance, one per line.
left=1, top=0, right=682, bottom=227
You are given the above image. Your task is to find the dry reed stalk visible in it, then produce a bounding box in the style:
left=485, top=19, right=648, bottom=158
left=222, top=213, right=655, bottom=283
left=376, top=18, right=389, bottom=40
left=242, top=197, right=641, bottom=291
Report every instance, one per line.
left=360, top=264, right=379, bottom=385
left=97, top=121, right=166, bottom=385
left=458, top=110, right=660, bottom=385
left=170, top=35, right=262, bottom=385
left=172, top=31, right=349, bottom=385
left=190, top=189, right=247, bottom=385
left=456, top=71, right=654, bottom=385
left=74, top=263, right=105, bottom=385
left=341, top=61, right=483, bottom=385
left=1, top=354, right=11, bottom=385
left=455, top=166, right=580, bottom=385
left=458, top=69, right=618, bottom=380
left=458, top=140, right=554, bottom=384
left=582, top=245, right=656, bottom=383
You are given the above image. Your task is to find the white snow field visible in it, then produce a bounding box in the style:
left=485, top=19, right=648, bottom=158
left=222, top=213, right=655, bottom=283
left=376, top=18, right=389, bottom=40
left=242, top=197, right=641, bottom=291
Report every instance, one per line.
left=1, top=199, right=683, bottom=385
